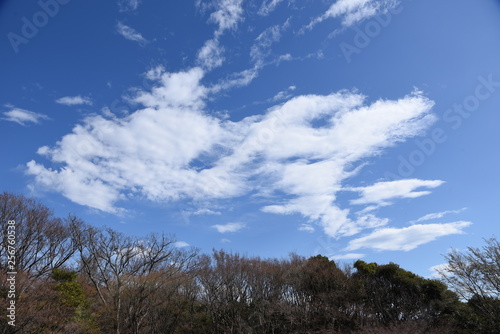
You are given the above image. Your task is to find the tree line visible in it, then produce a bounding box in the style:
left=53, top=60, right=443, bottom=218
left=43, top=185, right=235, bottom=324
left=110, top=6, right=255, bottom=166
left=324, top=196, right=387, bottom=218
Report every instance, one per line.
left=0, top=192, right=499, bottom=333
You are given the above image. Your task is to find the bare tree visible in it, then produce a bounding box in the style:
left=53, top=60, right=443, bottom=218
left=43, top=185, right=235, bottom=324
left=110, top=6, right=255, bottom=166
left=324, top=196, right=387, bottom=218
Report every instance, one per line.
left=70, top=220, right=197, bottom=334
left=195, top=250, right=311, bottom=334
left=0, top=192, right=76, bottom=280
left=439, top=237, right=500, bottom=332
left=0, top=193, right=81, bottom=333
left=439, top=237, right=500, bottom=301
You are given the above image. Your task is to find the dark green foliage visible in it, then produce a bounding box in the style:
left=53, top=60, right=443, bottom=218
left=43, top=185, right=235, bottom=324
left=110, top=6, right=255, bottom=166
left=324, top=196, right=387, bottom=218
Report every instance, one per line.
left=52, top=268, right=78, bottom=282
left=51, top=268, right=100, bottom=333
left=52, top=269, right=87, bottom=309
left=291, top=255, right=357, bottom=332
left=353, top=260, right=460, bottom=328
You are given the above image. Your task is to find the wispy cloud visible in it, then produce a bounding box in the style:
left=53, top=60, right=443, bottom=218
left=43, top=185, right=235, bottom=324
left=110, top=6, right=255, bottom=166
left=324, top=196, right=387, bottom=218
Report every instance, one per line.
left=210, top=66, right=260, bottom=92
left=116, top=22, right=148, bottom=45
left=118, top=0, right=141, bottom=12
left=258, top=0, right=285, bottom=16
left=250, top=20, right=290, bottom=66
left=330, top=253, right=365, bottom=260
left=174, top=241, right=190, bottom=248
left=269, top=85, right=296, bottom=102
left=2, top=106, right=49, bottom=126
left=196, top=0, right=245, bottom=71
left=306, top=0, right=399, bottom=31
left=349, top=179, right=445, bottom=207
left=298, top=224, right=315, bottom=233
left=192, top=208, right=222, bottom=216
left=55, top=95, right=93, bottom=106
left=206, top=17, right=289, bottom=91
left=411, top=208, right=467, bottom=224
left=197, top=0, right=288, bottom=89
left=212, top=222, right=246, bottom=233
left=197, top=39, right=225, bottom=70
left=346, top=221, right=472, bottom=252
left=209, top=0, right=244, bottom=35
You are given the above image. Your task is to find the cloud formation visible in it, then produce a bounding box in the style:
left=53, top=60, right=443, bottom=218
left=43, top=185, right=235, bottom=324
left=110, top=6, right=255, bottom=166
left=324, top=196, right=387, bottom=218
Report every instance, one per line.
left=27, top=63, right=441, bottom=241
left=55, top=96, right=93, bottom=106
left=118, top=0, right=141, bottom=12
left=307, top=0, right=399, bottom=30
left=197, top=39, right=225, bottom=70
left=330, top=253, right=365, bottom=260
left=174, top=241, right=190, bottom=248
left=196, top=0, right=245, bottom=71
left=258, top=0, right=285, bottom=16
left=298, top=224, right=315, bottom=233
left=212, top=222, right=246, bottom=233
left=250, top=20, right=290, bottom=66
left=2, top=106, right=49, bottom=126
left=349, top=179, right=445, bottom=207
left=269, top=85, right=297, bottom=102
left=411, top=208, right=467, bottom=224
left=209, top=0, right=244, bottom=35
left=116, top=22, right=148, bottom=44
left=346, top=221, right=472, bottom=251
left=22, top=0, right=471, bottom=250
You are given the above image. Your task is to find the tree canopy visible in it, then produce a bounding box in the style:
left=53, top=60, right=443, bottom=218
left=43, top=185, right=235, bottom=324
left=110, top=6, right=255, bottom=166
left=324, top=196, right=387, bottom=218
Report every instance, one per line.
left=0, top=192, right=498, bottom=333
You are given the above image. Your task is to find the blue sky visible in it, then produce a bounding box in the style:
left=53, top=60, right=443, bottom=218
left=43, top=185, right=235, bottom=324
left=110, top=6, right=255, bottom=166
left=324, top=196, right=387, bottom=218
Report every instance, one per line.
left=2, top=0, right=500, bottom=277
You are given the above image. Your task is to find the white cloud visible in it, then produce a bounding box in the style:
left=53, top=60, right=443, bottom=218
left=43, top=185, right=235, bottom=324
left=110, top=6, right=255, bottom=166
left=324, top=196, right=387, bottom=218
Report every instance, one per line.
left=330, top=253, right=365, bottom=260
left=269, top=85, right=296, bottom=102
left=194, top=0, right=245, bottom=72
left=55, top=95, right=93, bottom=106
left=277, top=53, right=293, bottom=63
left=298, top=224, right=315, bottom=233
left=212, top=222, right=246, bottom=233
left=192, top=208, right=222, bottom=216
left=27, top=159, right=123, bottom=213
left=210, top=66, right=260, bottom=93
left=27, top=64, right=439, bottom=240
left=2, top=106, right=49, bottom=126
left=250, top=20, right=290, bottom=66
left=101, top=107, right=115, bottom=118
left=27, top=69, right=236, bottom=213
left=346, top=221, right=472, bottom=252
left=255, top=91, right=435, bottom=237
left=344, top=213, right=389, bottom=236
left=411, top=208, right=467, bottom=224
left=258, top=0, right=285, bottom=16
left=116, top=22, right=148, bottom=44
left=307, top=0, right=399, bottom=30
left=209, top=0, right=244, bottom=35
left=197, top=39, right=225, bottom=70
left=428, top=263, right=451, bottom=279
left=134, top=67, right=207, bottom=109
left=198, top=5, right=287, bottom=85
left=349, top=179, right=445, bottom=206
left=174, top=241, right=190, bottom=248
left=118, top=0, right=141, bottom=12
